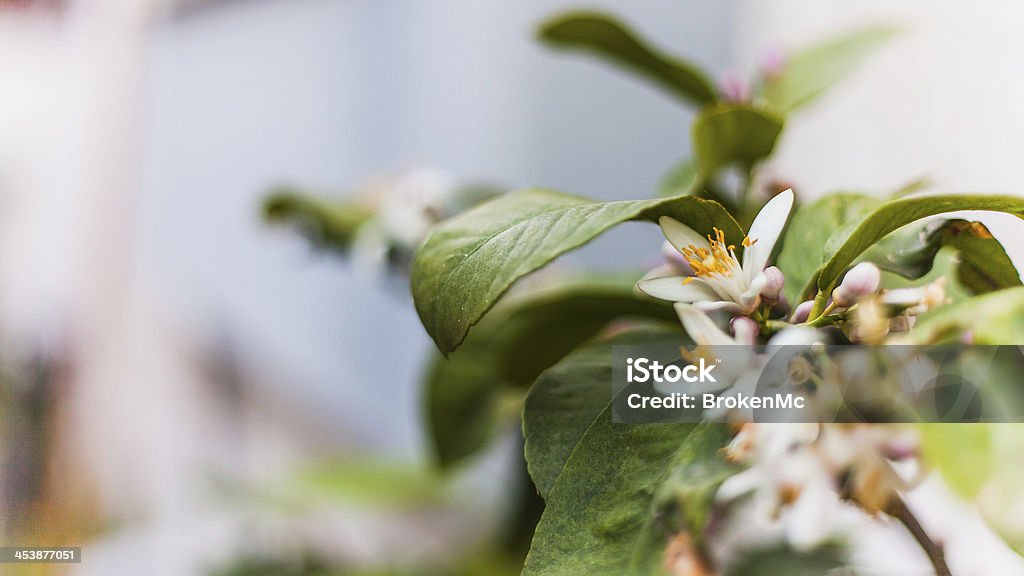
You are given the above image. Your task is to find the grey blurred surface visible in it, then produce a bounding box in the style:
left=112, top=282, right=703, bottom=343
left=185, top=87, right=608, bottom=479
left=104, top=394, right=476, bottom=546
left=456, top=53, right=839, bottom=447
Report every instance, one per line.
left=139, top=0, right=734, bottom=456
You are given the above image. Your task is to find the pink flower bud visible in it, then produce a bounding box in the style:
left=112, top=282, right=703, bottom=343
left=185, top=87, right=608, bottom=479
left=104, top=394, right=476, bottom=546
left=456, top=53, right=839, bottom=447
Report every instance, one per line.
left=790, top=300, right=814, bottom=323
left=720, top=74, right=750, bottom=103
left=730, top=316, right=759, bottom=345
left=832, top=262, right=881, bottom=307
left=760, top=266, right=785, bottom=302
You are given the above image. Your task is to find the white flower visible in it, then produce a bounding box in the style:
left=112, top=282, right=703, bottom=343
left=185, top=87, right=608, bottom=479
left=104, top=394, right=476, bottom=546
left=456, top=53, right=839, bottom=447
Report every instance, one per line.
left=881, top=277, right=949, bottom=315
left=717, top=424, right=920, bottom=551
left=718, top=423, right=840, bottom=551
left=637, top=189, right=794, bottom=314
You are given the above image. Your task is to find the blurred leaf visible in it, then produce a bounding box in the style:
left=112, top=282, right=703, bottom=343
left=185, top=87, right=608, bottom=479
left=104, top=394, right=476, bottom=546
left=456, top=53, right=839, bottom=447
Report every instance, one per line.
left=263, top=189, right=374, bottom=252
left=723, top=544, right=847, bottom=576
left=776, top=192, right=881, bottom=303
left=763, top=26, right=899, bottom=112
left=811, top=194, right=1024, bottom=302
left=537, top=10, right=717, bottom=106
left=920, top=424, right=995, bottom=499
left=411, top=188, right=741, bottom=355
left=860, top=219, right=1021, bottom=295
left=908, top=286, right=1024, bottom=344
left=426, top=277, right=677, bottom=467
left=977, top=424, right=1024, bottom=556
left=294, top=459, right=446, bottom=508
left=658, top=157, right=700, bottom=198
left=692, top=104, right=784, bottom=177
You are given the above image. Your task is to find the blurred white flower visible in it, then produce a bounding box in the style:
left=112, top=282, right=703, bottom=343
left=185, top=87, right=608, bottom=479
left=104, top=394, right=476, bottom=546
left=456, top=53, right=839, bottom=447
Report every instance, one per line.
left=374, top=166, right=457, bottom=250
left=638, top=189, right=794, bottom=315
left=881, top=277, right=949, bottom=316
left=718, top=423, right=920, bottom=551
left=351, top=166, right=457, bottom=275
left=719, top=423, right=839, bottom=551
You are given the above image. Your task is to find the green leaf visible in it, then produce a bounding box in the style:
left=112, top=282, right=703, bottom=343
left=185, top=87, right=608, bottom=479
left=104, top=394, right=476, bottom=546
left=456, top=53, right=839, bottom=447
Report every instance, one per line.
left=263, top=189, right=374, bottom=252
left=426, top=277, right=677, bottom=468
left=523, top=332, right=735, bottom=575
left=813, top=194, right=1024, bottom=301
left=692, top=104, right=784, bottom=177
left=537, top=10, right=717, bottom=106
left=860, top=219, right=1021, bottom=295
left=411, top=188, right=741, bottom=355
left=723, top=544, right=846, bottom=576
left=763, top=26, right=898, bottom=112
left=522, top=331, right=692, bottom=499
left=776, top=192, right=881, bottom=303
left=907, top=286, right=1024, bottom=344
left=879, top=247, right=972, bottom=305
left=524, top=420, right=731, bottom=574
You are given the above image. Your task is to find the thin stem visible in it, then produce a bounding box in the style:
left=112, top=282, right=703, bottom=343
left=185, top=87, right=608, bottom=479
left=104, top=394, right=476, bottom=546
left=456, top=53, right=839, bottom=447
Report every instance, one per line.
left=807, top=291, right=831, bottom=321
left=887, top=495, right=951, bottom=576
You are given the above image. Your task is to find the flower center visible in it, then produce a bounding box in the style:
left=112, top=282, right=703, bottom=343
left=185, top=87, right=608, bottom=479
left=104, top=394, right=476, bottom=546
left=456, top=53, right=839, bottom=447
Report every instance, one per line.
left=680, top=228, right=756, bottom=281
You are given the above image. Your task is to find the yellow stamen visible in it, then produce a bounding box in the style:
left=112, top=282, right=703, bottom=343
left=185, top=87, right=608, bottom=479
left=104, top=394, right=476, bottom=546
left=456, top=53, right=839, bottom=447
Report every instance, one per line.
left=679, top=228, right=754, bottom=279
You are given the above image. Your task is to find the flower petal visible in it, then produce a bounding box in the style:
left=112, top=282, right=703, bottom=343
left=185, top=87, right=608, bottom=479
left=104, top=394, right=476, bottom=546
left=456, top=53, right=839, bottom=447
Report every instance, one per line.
left=674, top=303, right=735, bottom=345
left=739, top=272, right=769, bottom=312
left=694, top=300, right=745, bottom=315
left=742, top=189, right=794, bottom=282
left=658, top=216, right=709, bottom=253
left=637, top=276, right=718, bottom=302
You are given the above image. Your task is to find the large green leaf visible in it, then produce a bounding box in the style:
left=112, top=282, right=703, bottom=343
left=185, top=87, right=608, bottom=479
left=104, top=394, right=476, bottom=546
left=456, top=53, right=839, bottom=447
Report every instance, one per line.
left=263, top=189, right=373, bottom=252
left=411, top=188, right=741, bottom=355
left=522, top=332, right=734, bottom=575
left=776, top=192, right=881, bottom=303
left=692, top=104, right=784, bottom=177
left=811, top=194, right=1024, bottom=307
left=763, top=26, right=898, bottom=112
left=906, top=286, right=1024, bottom=344
left=426, top=278, right=677, bottom=468
left=860, top=218, right=1021, bottom=295
left=537, top=10, right=717, bottom=106
left=524, top=418, right=731, bottom=575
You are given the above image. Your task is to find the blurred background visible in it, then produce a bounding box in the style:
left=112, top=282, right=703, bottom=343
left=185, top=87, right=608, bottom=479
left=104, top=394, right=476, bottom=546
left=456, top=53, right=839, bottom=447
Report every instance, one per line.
left=2, top=0, right=1024, bottom=574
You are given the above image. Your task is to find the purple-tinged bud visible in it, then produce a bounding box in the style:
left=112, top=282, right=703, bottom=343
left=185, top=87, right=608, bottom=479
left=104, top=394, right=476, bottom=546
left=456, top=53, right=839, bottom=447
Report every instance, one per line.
left=790, top=300, right=815, bottom=324
left=759, top=46, right=786, bottom=78
left=760, top=266, right=785, bottom=302
left=832, top=262, right=881, bottom=307
left=720, top=74, right=749, bottom=103
left=730, top=316, right=759, bottom=345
